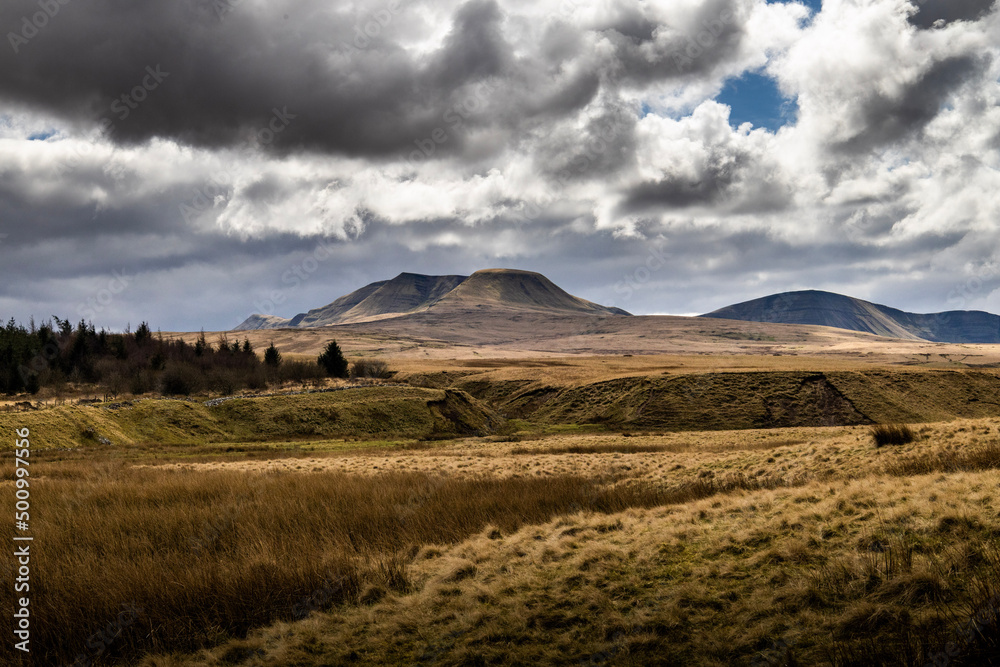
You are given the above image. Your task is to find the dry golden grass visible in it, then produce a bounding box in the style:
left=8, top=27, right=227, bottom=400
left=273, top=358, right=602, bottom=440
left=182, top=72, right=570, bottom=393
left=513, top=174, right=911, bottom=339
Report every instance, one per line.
left=0, top=386, right=497, bottom=451
left=168, top=307, right=1000, bottom=366
left=145, top=418, right=1000, bottom=491
left=0, top=458, right=694, bottom=666
left=140, top=470, right=1000, bottom=666
left=6, top=376, right=1000, bottom=665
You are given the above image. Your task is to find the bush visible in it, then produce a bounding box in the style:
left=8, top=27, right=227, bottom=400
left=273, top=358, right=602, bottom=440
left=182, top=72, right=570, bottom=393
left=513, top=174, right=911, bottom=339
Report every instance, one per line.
left=129, top=370, right=155, bottom=396
left=350, top=358, right=391, bottom=379
left=160, top=364, right=202, bottom=396
left=277, top=360, right=326, bottom=385
left=207, top=369, right=239, bottom=396
left=871, top=423, right=916, bottom=448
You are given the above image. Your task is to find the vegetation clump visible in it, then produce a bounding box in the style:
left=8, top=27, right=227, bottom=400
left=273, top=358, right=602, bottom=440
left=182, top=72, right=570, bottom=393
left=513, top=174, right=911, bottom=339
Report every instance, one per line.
left=0, top=318, right=329, bottom=398
left=264, top=342, right=282, bottom=367
left=350, top=358, right=391, bottom=379
left=318, top=340, right=349, bottom=378
left=871, top=423, right=916, bottom=447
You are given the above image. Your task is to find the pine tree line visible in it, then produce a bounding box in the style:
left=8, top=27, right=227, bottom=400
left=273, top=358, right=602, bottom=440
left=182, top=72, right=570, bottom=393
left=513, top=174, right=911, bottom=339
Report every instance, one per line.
left=0, top=317, right=367, bottom=397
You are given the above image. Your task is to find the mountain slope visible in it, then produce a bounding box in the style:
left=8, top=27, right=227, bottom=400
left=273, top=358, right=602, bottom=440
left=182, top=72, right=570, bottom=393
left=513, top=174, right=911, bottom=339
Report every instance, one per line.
left=234, top=313, right=293, bottom=331
left=430, top=269, right=630, bottom=316
left=234, top=269, right=629, bottom=330
left=701, top=290, right=1000, bottom=343
left=288, top=279, right=390, bottom=327
left=287, top=273, right=468, bottom=327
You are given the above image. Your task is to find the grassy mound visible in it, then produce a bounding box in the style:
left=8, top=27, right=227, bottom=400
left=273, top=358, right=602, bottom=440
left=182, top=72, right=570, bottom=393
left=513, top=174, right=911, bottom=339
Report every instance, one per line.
left=451, top=370, right=1000, bottom=431
left=0, top=387, right=498, bottom=450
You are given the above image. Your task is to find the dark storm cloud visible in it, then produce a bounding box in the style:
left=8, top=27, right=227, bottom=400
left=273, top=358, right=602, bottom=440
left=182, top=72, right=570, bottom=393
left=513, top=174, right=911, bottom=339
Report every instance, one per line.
left=531, top=99, right=637, bottom=182
left=601, top=0, right=747, bottom=84
left=619, top=149, right=748, bottom=212
left=0, top=0, right=759, bottom=160
left=0, top=0, right=514, bottom=159
left=907, top=0, right=996, bottom=29
left=0, top=172, right=192, bottom=243
left=835, top=55, right=987, bottom=154
left=430, top=0, right=511, bottom=86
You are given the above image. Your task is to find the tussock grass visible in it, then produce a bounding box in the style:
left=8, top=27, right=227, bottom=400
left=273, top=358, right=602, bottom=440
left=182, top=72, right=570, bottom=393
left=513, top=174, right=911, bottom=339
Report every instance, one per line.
left=147, top=471, right=1000, bottom=666
left=350, top=358, right=392, bottom=379
left=881, top=441, right=1000, bottom=476
left=871, top=423, right=916, bottom=448
left=0, top=463, right=680, bottom=666
left=9, top=395, right=1000, bottom=666
left=510, top=442, right=683, bottom=455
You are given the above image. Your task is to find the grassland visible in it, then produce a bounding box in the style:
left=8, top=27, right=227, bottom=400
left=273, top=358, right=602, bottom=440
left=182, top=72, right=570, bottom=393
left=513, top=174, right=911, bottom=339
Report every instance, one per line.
left=3, top=355, right=1000, bottom=665
left=0, top=385, right=497, bottom=450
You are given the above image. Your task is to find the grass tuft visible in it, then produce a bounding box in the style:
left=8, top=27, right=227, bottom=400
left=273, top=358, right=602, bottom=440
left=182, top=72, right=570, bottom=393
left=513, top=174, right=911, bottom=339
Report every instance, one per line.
left=870, top=423, right=916, bottom=448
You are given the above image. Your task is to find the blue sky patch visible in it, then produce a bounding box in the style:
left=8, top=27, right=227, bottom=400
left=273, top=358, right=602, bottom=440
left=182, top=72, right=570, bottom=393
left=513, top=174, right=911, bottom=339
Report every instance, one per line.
left=27, top=130, right=57, bottom=141
left=715, top=71, right=797, bottom=132
left=770, top=0, right=821, bottom=14
left=769, top=0, right=822, bottom=25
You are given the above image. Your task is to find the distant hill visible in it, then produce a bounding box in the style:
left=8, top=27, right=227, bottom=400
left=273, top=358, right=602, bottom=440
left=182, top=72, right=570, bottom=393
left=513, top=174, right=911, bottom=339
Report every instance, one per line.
left=701, top=290, right=1000, bottom=343
left=235, top=269, right=629, bottom=330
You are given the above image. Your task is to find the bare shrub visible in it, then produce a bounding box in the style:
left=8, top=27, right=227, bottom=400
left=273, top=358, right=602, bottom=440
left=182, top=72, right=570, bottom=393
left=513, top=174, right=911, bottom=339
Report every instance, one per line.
left=350, top=358, right=392, bottom=379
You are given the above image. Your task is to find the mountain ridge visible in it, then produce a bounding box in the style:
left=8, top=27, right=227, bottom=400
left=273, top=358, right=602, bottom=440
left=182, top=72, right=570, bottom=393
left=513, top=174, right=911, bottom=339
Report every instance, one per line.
left=235, top=269, right=629, bottom=330
left=701, top=289, right=1000, bottom=344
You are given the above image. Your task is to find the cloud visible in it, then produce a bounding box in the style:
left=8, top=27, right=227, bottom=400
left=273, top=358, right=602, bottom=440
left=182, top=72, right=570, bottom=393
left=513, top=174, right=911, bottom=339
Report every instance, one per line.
left=907, top=0, right=997, bottom=29
left=834, top=55, right=988, bottom=154
left=1, top=0, right=999, bottom=330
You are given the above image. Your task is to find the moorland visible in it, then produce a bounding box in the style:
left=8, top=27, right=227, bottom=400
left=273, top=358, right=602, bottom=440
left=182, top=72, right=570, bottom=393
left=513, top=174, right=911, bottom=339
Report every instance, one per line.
left=3, top=273, right=1000, bottom=666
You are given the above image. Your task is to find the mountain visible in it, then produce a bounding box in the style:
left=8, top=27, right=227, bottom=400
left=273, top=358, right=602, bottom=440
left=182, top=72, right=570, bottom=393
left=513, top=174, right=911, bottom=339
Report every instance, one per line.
left=700, top=290, right=1000, bottom=343
left=289, top=273, right=467, bottom=327
left=430, top=269, right=631, bottom=316
left=235, top=269, right=629, bottom=330
left=236, top=314, right=293, bottom=330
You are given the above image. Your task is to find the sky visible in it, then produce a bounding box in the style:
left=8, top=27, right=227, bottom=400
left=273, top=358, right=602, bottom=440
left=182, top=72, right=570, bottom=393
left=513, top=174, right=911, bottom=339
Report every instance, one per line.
left=1, top=0, right=999, bottom=331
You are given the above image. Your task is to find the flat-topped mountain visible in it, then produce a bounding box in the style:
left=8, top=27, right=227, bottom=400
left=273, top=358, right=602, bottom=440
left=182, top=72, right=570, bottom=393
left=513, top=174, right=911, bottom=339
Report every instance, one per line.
left=701, top=290, right=1000, bottom=344
left=235, top=269, right=629, bottom=330
left=434, top=269, right=629, bottom=316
